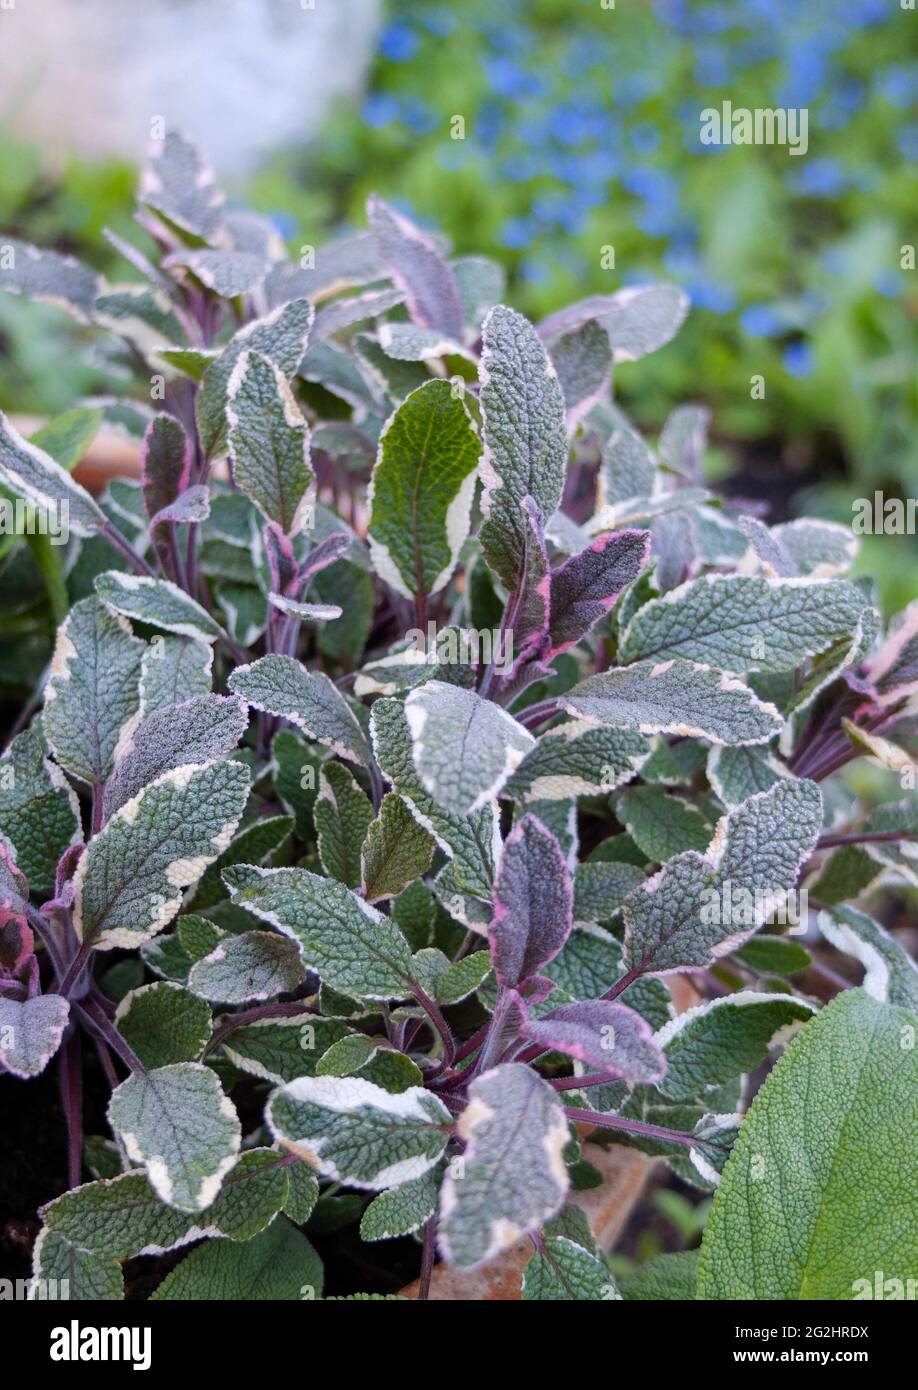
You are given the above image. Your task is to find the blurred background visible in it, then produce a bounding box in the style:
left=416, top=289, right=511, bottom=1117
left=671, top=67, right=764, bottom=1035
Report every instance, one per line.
left=0, top=0, right=915, bottom=608
left=0, top=0, right=915, bottom=1283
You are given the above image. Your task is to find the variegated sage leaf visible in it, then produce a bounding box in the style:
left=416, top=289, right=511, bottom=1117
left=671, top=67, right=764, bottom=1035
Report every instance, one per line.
left=478, top=305, right=568, bottom=589
left=620, top=575, right=867, bottom=674
left=505, top=720, right=650, bottom=801
left=489, top=814, right=573, bottom=987
left=223, top=864, right=415, bottom=1000
left=618, top=786, right=712, bottom=863
left=140, top=130, right=225, bottom=246
left=404, top=681, right=535, bottom=816
left=367, top=195, right=465, bottom=341
left=438, top=1064, right=569, bottom=1270
left=550, top=320, right=613, bottom=432
left=560, top=658, right=783, bottom=745
left=268, top=1075, right=451, bottom=1188
left=43, top=596, right=144, bottom=788
left=72, top=760, right=251, bottom=949
left=622, top=778, right=822, bottom=975
left=188, top=931, right=306, bottom=1004
left=370, top=696, right=497, bottom=897
left=360, top=1170, right=440, bottom=1241
left=40, top=1148, right=288, bottom=1258
left=29, top=1229, right=123, bottom=1301
left=114, top=982, right=212, bottom=1069
left=547, top=529, right=649, bottom=658
left=360, top=793, right=435, bottom=903
left=229, top=655, right=370, bottom=767
left=707, top=744, right=788, bottom=807
left=103, top=693, right=247, bottom=818
left=0, top=729, right=81, bottom=896
left=654, top=990, right=817, bottom=1103
left=818, top=905, right=918, bottom=1013
left=0, top=237, right=99, bottom=321
left=0, top=411, right=107, bottom=536
left=226, top=350, right=314, bottom=535
left=95, top=572, right=224, bottom=643
left=522, top=999, right=666, bottom=1083
left=196, top=297, right=314, bottom=459
left=107, top=1062, right=241, bottom=1213
left=139, top=635, right=213, bottom=715
left=0, top=993, right=70, bottom=1079
left=151, top=1217, right=322, bottom=1300
left=367, top=379, right=480, bottom=599
left=314, top=762, right=374, bottom=888
left=523, top=1236, right=618, bottom=1301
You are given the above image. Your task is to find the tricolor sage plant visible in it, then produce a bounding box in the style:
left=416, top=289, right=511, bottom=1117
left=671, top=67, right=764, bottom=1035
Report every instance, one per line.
left=0, top=131, right=916, bottom=1302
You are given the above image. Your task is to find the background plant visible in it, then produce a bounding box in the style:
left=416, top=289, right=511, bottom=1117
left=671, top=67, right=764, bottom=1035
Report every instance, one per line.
left=0, top=131, right=916, bottom=1301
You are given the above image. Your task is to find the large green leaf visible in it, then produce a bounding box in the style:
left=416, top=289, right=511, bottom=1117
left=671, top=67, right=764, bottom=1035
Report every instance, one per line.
left=698, top=990, right=918, bottom=1300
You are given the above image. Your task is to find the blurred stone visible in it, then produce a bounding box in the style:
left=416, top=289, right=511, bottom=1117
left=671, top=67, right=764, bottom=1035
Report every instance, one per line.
left=0, top=0, right=381, bottom=175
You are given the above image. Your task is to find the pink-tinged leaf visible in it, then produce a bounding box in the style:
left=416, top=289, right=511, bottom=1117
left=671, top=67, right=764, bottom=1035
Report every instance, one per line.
left=547, top=528, right=649, bottom=658
left=488, top=815, right=573, bottom=987
left=0, top=912, right=33, bottom=976
left=503, top=497, right=552, bottom=680
left=263, top=522, right=298, bottom=596
left=865, top=600, right=918, bottom=711
left=0, top=836, right=29, bottom=914
left=367, top=195, right=465, bottom=342
left=140, top=413, right=192, bottom=524
left=149, top=484, right=210, bottom=531
left=521, top=999, right=666, bottom=1084
left=296, top=532, right=352, bottom=598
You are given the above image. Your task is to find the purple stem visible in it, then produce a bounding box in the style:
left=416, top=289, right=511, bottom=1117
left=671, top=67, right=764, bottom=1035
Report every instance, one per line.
left=102, top=523, right=156, bottom=578
left=58, top=1029, right=83, bottom=1189
left=418, top=1218, right=436, bottom=1300
left=817, top=830, right=918, bottom=850
left=409, top=984, right=456, bottom=1066
left=563, top=1107, right=699, bottom=1150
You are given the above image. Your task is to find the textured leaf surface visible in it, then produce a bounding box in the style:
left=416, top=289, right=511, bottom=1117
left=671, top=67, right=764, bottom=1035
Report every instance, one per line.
left=188, top=930, right=306, bottom=1004
left=620, top=575, right=866, bottom=674
left=478, top=305, right=567, bottom=588
left=73, top=760, right=251, bottom=949
left=698, top=990, right=918, bottom=1299
left=29, top=1229, right=123, bottom=1301
left=0, top=237, right=99, bottom=321
left=0, top=730, right=81, bottom=895
left=489, top=814, right=573, bottom=987
left=523, top=1236, right=616, bottom=1301
left=41, top=1148, right=287, bottom=1258
left=103, top=693, right=246, bottom=817
left=95, top=572, right=223, bottom=642
left=140, top=130, right=225, bottom=244
left=196, top=298, right=314, bottom=458
left=360, top=1171, right=439, bottom=1241
left=370, top=697, right=496, bottom=897
left=224, top=865, right=415, bottom=999
left=0, top=993, right=69, bottom=1079
left=572, top=863, right=646, bottom=926
left=221, top=1014, right=350, bottom=1085
left=367, top=379, right=480, bottom=599
left=560, top=659, right=783, bottom=745
left=819, top=906, right=918, bottom=1012
left=623, top=779, right=822, bottom=974
left=361, top=792, right=435, bottom=902
left=114, top=982, right=212, bottom=1068
left=547, top=530, right=649, bottom=657
left=226, top=350, right=313, bottom=534
left=139, top=635, right=212, bottom=715
left=314, top=762, right=374, bottom=888
left=268, top=1075, right=450, bottom=1188
left=620, top=1249, right=698, bottom=1300
left=405, top=681, right=535, bottom=816
left=506, top=720, right=650, bottom=801
left=707, top=744, right=788, bottom=807
left=618, top=786, right=712, bottom=863
left=229, top=656, right=370, bottom=766
left=655, top=990, right=816, bottom=1102
left=152, top=1217, right=322, bottom=1300
left=0, top=411, right=107, bottom=533
left=108, top=1062, right=241, bottom=1213
left=43, top=596, right=143, bottom=787
left=438, top=1064, right=569, bottom=1269
left=522, top=999, right=665, bottom=1083
left=367, top=195, right=464, bottom=340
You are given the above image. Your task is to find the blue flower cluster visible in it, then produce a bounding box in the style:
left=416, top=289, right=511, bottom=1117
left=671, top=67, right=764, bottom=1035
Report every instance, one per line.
left=360, top=0, right=915, bottom=382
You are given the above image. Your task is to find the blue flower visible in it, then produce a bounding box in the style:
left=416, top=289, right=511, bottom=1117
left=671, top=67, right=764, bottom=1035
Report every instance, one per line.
left=782, top=341, right=814, bottom=376
left=741, top=303, right=784, bottom=337
left=362, top=93, right=400, bottom=129
left=631, top=122, right=661, bottom=156
left=877, top=63, right=918, bottom=108
left=379, top=23, right=418, bottom=64
left=873, top=270, right=901, bottom=299
left=500, top=216, right=535, bottom=251
left=790, top=159, right=849, bottom=198
left=687, top=280, right=737, bottom=313
left=897, top=126, right=918, bottom=161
